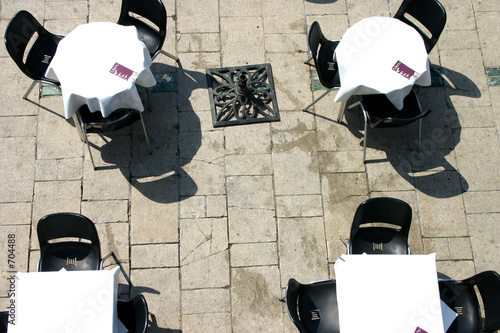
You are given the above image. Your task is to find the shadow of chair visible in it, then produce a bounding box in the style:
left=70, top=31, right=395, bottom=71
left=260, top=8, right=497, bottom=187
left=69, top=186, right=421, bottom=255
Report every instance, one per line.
left=118, top=294, right=149, bottom=333
left=284, top=278, right=339, bottom=333
left=439, top=270, right=500, bottom=333
left=303, top=21, right=341, bottom=112
left=4, top=10, right=63, bottom=101
left=343, top=197, right=412, bottom=254
left=37, top=212, right=102, bottom=271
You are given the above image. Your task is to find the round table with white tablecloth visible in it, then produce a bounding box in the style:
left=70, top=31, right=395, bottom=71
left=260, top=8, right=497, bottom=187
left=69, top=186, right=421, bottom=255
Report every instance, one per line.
left=45, top=22, right=156, bottom=119
left=333, top=17, right=431, bottom=110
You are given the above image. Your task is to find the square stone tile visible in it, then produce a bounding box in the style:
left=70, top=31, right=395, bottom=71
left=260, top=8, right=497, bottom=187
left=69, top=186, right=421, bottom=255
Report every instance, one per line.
left=225, top=154, right=273, bottom=176
left=468, top=213, right=500, bottom=274
left=130, top=268, right=181, bottom=329
left=182, top=288, right=230, bottom=314
left=278, top=217, right=329, bottom=285
left=230, top=242, right=278, bottom=267
left=131, top=243, right=179, bottom=268
left=181, top=251, right=230, bottom=289
left=276, top=194, right=323, bottom=218
left=231, top=266, right=284, bottom=332
left=272, top=131, right=321, bottom=195
left=182, top=313, right=232, bottom=333
left=180, top=218, right=228, bottom=265
left=177, top=0, right=219, bottom=33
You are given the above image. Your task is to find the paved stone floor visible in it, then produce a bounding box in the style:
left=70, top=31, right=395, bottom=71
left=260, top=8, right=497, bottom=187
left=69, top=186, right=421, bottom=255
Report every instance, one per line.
left=1, top=0, right=499, bottom=332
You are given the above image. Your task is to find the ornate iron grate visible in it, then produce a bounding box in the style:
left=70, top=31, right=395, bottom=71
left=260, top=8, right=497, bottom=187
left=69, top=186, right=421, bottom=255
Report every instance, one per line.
left=206, top=63, right=280, bottom=127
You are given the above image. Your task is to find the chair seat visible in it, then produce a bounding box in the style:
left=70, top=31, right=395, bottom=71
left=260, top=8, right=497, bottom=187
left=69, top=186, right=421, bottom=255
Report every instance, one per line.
left=351, top=227, right=409, bottom=254
left=361, top=92, right=424, bottom=128
left=298, top=280, right=339, bottom=333
left=39, top=242, right=101, bottom=271
left=79, top=106, right=141, bottom=133
left=118, top=16, right=161, bottom=57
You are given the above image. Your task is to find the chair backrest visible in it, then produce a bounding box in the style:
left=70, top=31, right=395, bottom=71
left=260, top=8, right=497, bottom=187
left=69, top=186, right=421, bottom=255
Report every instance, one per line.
left=362, top=92, right=431, bottom=128
left=117, top=295, right=149, bottom=333
left=307, top=21, right=340, bottom=89
left=471, top=271, right=500, bottom=333
left=117, top=0, right=167, bottom=56
left=78, top=106, right=141, bottom=133
left=37, top=212, right=101, bottom=271
left=350, top=197, right=412, bottom=239
left=4, top=10, right=62, bottom=81
left=394, top=0, right=447, bottom=53
left=0, top=311, right=8, bottom=333
left=286, top=278, right=340, bottom=333
left=439, top=271, right=500, bottom=333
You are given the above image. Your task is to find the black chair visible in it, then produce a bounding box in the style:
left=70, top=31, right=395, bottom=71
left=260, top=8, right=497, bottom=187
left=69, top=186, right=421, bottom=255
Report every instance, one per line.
left=394, top=0, right=447, bottom=54
left=303, top=21, right=341, bottom=112
left=0, top=311, right=8, bottom=333
left=342, top=91, right=431, bottom=163
left=37, top=212, right=102, bottom=271
left=439, top=271, right=500, bottom=333
left=347, top=197, right=412, bottom=254
left=117, top=295, right=149, bottom=333
left=285, top=278, right=339, bottom=333
left=117, top=0, right=178, bottom=62
left=4, top=10, right=64, bottom=100
left=73, top=106, right=151, bottom=170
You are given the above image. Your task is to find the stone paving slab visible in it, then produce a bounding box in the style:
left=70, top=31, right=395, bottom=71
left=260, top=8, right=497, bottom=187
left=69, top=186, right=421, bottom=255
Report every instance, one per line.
left=0, top=0, right=499, bottom=332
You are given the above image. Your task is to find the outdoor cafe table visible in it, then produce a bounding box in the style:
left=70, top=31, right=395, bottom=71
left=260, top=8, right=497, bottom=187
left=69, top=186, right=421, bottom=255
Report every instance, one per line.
left=45, top=22, right=156, bottom=119
left=334, top=254, right=457, bottom=333
left=333, top=17, right=432, bottom=110
left=8, top=267, right=124, bottom=333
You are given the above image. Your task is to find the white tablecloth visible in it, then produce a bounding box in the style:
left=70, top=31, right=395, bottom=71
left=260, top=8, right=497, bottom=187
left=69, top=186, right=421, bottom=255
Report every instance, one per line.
left=334, top=254, right=457, bottom=333
left=334, top=17, right=431, bottom=110
left=8, top=268, right=122, bottom=333
left=46, top=22, right=156, bottom=119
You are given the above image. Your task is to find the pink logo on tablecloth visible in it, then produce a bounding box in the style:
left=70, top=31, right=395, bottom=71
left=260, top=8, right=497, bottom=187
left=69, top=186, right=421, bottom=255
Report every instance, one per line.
left=392, top=60, right=420, bottom=82
left=414, top=327, right=428, bottom=333
left=110, top=63, right=138, bottom=81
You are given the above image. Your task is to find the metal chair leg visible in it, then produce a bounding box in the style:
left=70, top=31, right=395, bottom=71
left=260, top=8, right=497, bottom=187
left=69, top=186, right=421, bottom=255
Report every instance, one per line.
left=304, top=56, right=314, bottom=66
left=336, top=100, right=347, bottom=122
left=73, top=113, right=85, bottom=142
left=23, top=81, right=38, bottom=100
left=155, top=50, right=179, bottom=62
left=363, top=116, right=368, bottom=163
left=417, top=118, right=422, bottom=152
left=302, top=88, right=335, bottom=111
left=82, top=126, right=96, bottom=170
left=139, top=112, right=152, bottom=154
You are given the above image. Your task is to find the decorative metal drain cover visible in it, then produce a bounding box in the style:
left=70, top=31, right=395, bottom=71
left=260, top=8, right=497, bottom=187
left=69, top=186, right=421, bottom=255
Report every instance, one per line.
left=206, top=63, right=280, bottom=127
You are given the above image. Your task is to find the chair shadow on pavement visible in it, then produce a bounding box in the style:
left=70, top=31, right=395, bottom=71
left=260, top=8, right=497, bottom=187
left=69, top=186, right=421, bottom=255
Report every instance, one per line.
left=342, top=67, right=480, bottom=198
left=98, top=62, right=206, bottom=204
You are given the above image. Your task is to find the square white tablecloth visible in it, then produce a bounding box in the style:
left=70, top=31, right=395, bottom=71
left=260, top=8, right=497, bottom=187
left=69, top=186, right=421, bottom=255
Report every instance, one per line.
left=334, top=17, right=431, bottom=110
left=8, top=267, right=120, bottom=333
left=334, top=254, right=456, bottom=333
left=45, top=22, right=156, bottom=119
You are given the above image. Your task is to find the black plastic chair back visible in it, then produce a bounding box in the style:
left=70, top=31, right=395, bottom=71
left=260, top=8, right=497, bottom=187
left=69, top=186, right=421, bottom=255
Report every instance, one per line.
left=0, top=311, right=8, bottom=333
left=394, top=0, right=447, bottom=53
left=117, top=295, right=149, bottom=333
left=37, top=212, right=101, bottom=271
left=4, top=10, right=63, bottom=83
left=79, top=106, right=141, bottom=134
left=439, top=271, right=500, bottom=333
left=349, top=197, right=412, bottom=254
left=307, top=21, right=340, bottom=89
left=474, top=271, right=500, bottom=333
left=286, top=278, right=339, bottom=333
left=117, top=0, right=166, bottom=58
left=362, top=92, right=431, bottom=128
